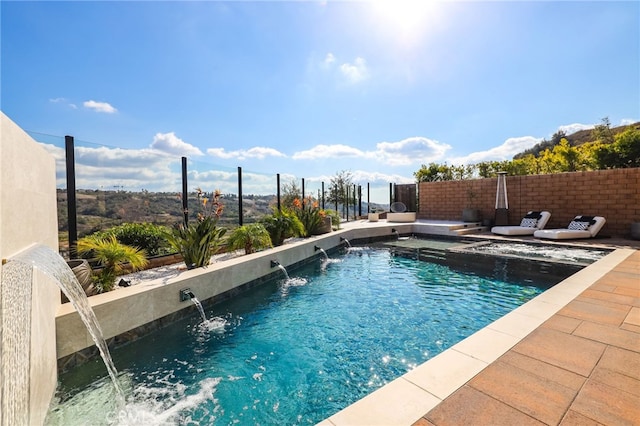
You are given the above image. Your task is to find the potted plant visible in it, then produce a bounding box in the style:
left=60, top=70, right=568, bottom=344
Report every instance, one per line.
left=226, top=223, right=273, bottom=255
left=167, top=188, right=227, bottom=269
left=77, top=235, right=149, bottom=293
left=368, top=207, right=380, bottom=222
left=462, top=185, right=481, bottom=222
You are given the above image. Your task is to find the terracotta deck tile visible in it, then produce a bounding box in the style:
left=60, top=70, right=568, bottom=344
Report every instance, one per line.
left=541, top=314, right=582, bottom=334
left=621, top=323, right=640, bottom=333
left=571, top=379, right=640, bottom=425
left=424, top=386, right=544, bottom=426
left=597, top=346, right=640, bottom=380
left=624, top=306, right=640, bottom=327
left=579, top=289, right=640, bottom=308
left=573, top=321, right=640, bottom=353
left=559, top=410, right=602, bottom=426
left=614, top=285, right=640, bottom=298
left=412, top=418, right=436, bottom=426
left=511, top=328, right=606, bottom=377
left=557, top=298, right=629, bottom=326
left=468, top=360, right=579, bottom=425
left=498, top=351, right=585, bottom=390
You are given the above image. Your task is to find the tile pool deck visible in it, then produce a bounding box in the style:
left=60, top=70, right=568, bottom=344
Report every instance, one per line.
left=319, top=223, right=640, bottom=425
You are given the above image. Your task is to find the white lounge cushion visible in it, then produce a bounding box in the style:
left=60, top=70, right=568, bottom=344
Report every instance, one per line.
left=491, top=211, right=551, bottom=236
left=534, top=216, right=606, bottom=240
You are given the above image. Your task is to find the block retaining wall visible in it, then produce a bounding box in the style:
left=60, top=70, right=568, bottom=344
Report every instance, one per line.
left=418, top=168, right=640, bottom=238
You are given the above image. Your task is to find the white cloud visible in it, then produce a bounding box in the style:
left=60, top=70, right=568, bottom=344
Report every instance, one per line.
left=49, top=97, right=77, bottom=109
left=323, top=53, right=336, bottom=67
left=39, top=143, right=181, bottom=191
left=292, top=137, right=450, bottom=166
left=375, top=137, right=451, bottom=166
left=292, top=144, right=368, bottom=160
left=151, top=132, right=204, bottom=156
left=340, top=57, right=369, bottom=83
left=449, top=136, right=542, bottom=165
left=557, top=123, right=594, bottom=135
left=620, top=118, right=638, bottom=126
left=207, top=146, right=286, bottom=160
left=83, top=100, right=117, bottom=113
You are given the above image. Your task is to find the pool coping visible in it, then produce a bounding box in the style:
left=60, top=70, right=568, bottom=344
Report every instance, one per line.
left=317, top=247, right=635, bottom=426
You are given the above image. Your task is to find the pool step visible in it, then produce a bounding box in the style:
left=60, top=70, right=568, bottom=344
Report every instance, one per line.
left=452, top=226, right=489, bottom=235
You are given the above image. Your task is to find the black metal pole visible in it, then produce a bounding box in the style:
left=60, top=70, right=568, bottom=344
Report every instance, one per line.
left=301, top=178, right=305, bottom=203
left=181, top=157, right=188, bottom=227
left=346, top=185, right=350, bottom=222
left=367, top=182, right=370, bottom=213
left=321, top=182, right=325, bottom=209
left=65, top=135, right=78, bottom=258
left=238, top=166, right=243, bottom=226
left=276, top=173, right=281, bottom=211
left=389, top=182, right=393, bottom=206
left=358, top=185, right=362, bottom=217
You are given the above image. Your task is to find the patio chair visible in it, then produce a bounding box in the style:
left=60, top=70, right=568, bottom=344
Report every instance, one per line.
left=533, top=215, right=606, bottom=240
left=491, top=211, right=551, bottom=236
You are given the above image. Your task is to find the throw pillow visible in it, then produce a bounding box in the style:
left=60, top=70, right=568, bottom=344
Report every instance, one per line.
left=520, top=218, right=538, bottom=228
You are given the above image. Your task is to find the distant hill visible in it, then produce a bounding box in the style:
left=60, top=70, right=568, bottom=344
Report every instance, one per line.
left=513, top=121, right=640, bottom=159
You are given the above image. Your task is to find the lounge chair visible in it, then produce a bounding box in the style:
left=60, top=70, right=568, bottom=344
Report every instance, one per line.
left=533, top=215, right=606, bottom=240
left=491, top=211, right=551, bottom=236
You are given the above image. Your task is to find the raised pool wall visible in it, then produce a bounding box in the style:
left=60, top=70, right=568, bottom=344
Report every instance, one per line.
left=0, top=112, right=60, bottom=425
left=55, top=223, right=417, bottom=364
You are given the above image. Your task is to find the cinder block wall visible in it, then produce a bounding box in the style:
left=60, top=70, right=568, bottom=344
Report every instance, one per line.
left=418, top=168, right=640, bottom=237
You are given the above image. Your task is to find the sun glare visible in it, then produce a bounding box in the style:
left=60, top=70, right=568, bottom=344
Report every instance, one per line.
left=372, top=0, right=436, bottom=37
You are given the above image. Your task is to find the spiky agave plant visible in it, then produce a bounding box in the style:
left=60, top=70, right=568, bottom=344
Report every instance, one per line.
left=77, top=235, right=149, bottom=293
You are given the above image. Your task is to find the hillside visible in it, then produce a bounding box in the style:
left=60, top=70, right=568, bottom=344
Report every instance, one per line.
left=513, top=121, right=640, bottom=159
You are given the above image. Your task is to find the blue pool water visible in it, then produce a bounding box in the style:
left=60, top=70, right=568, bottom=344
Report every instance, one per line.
left=48, top=246, right=557, bottom=425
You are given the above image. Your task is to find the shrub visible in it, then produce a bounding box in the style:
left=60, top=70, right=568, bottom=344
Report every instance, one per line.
left=260, top=209, right=304, bottom=246
left=226, top=223, right=272, bottom=254
left=93, top=222, right=172, bottom=256
left=77, top=235, right=149, bottom=293
left=167, top=188, right=227, bottom=269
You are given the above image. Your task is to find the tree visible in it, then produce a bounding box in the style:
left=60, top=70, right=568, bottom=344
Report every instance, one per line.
left=280, top=179, right=301, bottom=209
left=326, top=170, right=353, bottom=211
left=592, top=116, right=615, bottom=145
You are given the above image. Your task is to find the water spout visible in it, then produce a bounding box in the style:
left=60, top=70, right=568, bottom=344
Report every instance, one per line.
left=2, top=244, right=125, bottom=404
left=340, top=237, right=352, bottom=248
left=392, top=228, right=399, bottom=239
left=180, top=288, right=207, bottom=322
left=315, top=246, right=329, bottom=261
left=271, top=260, right=290, bottom=280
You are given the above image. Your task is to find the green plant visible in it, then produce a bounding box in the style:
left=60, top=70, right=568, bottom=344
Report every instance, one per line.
left=77, top=235, right=149, bottom=293
left=226, top=223, right=273, bottom=254
left=91, top=222, right=172, bottom=256
left=291, top=196, right=326, bottom=237
left=167, top=188, right=227, bottom=269
left=260, top=208, right=304, bottom=246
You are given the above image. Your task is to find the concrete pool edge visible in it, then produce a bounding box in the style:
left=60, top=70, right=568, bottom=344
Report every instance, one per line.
left=317, top=248, right=636, bottom=426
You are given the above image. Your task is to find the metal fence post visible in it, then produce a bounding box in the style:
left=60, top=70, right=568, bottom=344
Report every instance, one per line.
left=238, top=166, right=243, bottom=226
left=65, top=135, right=78, bottom=257
left=181, top=157, right=188, bottom=226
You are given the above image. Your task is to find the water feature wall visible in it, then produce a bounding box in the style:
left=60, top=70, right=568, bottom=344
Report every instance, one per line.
left=0, top=113, right=60, bottom=425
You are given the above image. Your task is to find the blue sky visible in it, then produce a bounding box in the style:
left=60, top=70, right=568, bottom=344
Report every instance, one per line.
left=2, top=1, right=638, bottom=200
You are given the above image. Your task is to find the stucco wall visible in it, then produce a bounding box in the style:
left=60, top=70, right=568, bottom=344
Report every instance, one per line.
left=418, top=168, right=640, bottom=237
left=0, top=112, right=60, bottom=425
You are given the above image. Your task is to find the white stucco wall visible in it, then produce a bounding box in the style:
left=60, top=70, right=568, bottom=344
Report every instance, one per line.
left=0, top=112, right=60, bottom=425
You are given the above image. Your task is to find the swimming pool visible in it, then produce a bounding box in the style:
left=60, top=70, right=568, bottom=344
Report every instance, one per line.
left=47, top=245, right=571, bottom=425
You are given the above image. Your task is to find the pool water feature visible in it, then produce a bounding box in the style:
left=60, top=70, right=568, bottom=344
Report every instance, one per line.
left=47, top=245, right=570, bottom=425
left=459, top=241, right=611, bottom=265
